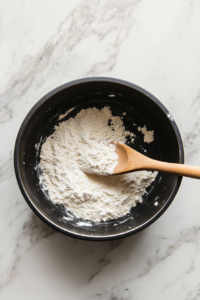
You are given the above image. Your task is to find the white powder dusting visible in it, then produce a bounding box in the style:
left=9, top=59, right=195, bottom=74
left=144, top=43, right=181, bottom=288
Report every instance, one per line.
left=39, top=107, right=157, bottom=222
left=138, top=126, right=154, bottom=143
left=108, top=93, right=116, bottom=97
left=58, top=107, right=75, bottom=120
left=78, top=140, right=118, bottom=175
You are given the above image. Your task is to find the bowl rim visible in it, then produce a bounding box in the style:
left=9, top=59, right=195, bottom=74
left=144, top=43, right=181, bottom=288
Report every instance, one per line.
left=14, top=77, right=184, bottom=241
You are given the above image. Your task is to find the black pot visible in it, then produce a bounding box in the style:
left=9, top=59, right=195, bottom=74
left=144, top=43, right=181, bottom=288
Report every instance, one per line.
left=14, top=77, right=184, bottom=240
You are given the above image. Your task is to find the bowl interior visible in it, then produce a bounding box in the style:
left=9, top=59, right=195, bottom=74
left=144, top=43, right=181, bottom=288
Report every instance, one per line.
left=15, top=79, right=183, bottom=240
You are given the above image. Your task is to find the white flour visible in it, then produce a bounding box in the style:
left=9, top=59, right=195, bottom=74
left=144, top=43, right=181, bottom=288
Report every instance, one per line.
left=78, top=139, right=118, bottom=175
left=138, top=126, right=154, bottom=143
left=40, top=107, right=157, bottom=222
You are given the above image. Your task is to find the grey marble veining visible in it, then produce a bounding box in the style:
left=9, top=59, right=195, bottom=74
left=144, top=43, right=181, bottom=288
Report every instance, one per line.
left=1, top=0, right=200, bottom=299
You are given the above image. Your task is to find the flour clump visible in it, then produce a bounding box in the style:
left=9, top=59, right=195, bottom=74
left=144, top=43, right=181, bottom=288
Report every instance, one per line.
left=138, top=125, right=154, bottom=143
left=39, top=107, right=157, bottom=222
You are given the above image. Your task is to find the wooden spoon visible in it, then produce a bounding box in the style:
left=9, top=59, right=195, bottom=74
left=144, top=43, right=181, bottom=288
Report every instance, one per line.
left=113, top=141, right=200, bottom=179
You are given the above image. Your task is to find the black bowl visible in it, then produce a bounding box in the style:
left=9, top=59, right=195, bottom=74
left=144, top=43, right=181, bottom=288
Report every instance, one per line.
left=14, top=77, right=184, bottom=240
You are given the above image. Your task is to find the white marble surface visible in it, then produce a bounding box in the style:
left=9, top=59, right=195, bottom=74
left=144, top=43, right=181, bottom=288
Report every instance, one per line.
left=1, top=0, right=200, bottom=299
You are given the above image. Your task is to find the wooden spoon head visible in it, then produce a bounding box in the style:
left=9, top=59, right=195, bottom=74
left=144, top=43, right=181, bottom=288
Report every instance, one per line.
left=113, top=142, right=148, bottom=174
left=114, top=143, right=128, bottom=173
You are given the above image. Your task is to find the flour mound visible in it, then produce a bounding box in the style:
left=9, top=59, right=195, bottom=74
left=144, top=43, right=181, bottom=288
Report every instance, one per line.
left=78, top=140, right=118, bottom=175
left=40, top=107, right=157, bottom=222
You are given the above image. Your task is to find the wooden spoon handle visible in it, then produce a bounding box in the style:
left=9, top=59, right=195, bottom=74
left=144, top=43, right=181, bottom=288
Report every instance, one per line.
left=146, top=160, right=200, bottom=179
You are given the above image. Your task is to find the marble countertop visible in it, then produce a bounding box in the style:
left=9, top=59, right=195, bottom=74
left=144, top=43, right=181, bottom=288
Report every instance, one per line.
left=1, top=0, right=200, bottom=299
